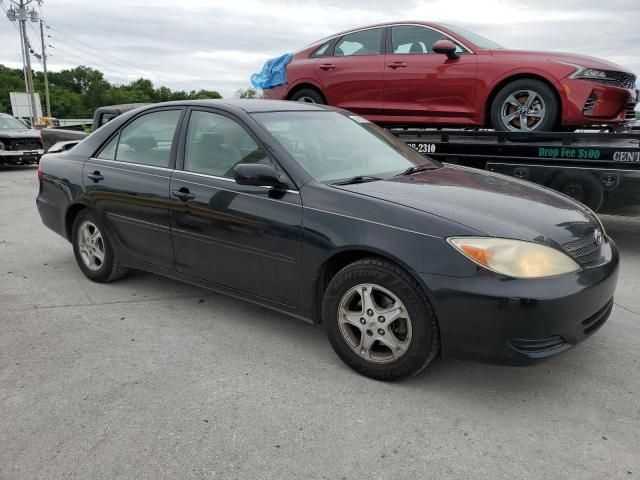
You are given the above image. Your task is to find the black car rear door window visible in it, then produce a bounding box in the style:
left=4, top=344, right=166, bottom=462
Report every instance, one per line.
left=183, top=110, right=271, bottom=178
left=107, top=110, right=182, bottom=168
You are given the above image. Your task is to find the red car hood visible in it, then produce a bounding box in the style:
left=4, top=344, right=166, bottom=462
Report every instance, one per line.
left=490, top=49, right=632, bottom=74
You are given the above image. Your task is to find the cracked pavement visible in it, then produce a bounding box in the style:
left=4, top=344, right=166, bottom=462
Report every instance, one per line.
left=1, top=167, right=639, bottom=479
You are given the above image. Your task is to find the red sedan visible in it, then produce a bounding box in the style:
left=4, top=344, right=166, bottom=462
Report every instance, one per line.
left=262, top=22, right=638, bottom=131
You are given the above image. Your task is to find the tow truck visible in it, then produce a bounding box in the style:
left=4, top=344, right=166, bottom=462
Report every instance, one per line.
left=391, top=128, right=640, bottom=213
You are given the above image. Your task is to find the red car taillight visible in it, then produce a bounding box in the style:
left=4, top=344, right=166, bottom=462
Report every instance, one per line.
left=37, top=159, right=43, bottom=179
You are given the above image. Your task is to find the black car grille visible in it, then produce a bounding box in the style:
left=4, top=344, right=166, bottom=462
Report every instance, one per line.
left=4, top=138, right=42, bottom=151
left=562, top=231, right=602, bottom=265
left=510, top=335, right=567, bottom=354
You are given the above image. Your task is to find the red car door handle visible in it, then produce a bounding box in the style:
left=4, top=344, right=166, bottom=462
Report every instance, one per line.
left=318, top=64, right=335, bottom=71
left=387, top=62, right=407, bottom=69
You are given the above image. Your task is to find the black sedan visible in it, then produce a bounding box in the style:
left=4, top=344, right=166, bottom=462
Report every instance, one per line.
left=36, top=100, right=619, bottom=380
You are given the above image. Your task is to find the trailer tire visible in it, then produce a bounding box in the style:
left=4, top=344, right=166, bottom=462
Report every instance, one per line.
left=549, top=172, right=604, bottom=211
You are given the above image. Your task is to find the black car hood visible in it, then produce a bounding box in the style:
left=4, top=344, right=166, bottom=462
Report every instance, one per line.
left=336, top=165, right=598, bottom=245
left=0, top=129, right=41, bottom=139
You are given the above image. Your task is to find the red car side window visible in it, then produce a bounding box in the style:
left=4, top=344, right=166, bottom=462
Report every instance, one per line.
left=391, top=25, right=463, bottom=54
left=334, top=28, right=383, bottom=56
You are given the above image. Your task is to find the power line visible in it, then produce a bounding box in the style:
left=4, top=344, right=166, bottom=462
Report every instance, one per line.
left=3, top=0, right=40, bottom=123
left=47, top=33, right=138, bottom=74
left=41, top=21, right=200, bottom=91
left=47, top=43, right=140, bottom=81
left=45, top=24, right=146, bottom=73
left=10, top=2, right=207, bottom=97
left=0, top=0, right=29, bottom=90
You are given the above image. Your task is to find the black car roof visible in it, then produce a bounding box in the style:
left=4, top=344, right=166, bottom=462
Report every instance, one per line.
left=143, top=99, right=331, bottom=114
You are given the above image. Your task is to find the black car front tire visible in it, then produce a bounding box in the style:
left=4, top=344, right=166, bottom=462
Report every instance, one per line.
left=322, top=258, right=440, bottom=381
left=72, top=209, right=128, bottom=283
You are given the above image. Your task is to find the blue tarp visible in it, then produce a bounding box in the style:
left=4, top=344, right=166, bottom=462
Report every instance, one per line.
left=251, top=53, right=292, bottom=90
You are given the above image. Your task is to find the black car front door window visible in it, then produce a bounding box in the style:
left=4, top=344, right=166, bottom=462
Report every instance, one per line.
left=184, top=110, right=272, bottom=177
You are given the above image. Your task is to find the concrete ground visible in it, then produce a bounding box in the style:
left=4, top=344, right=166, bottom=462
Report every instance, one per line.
left=1, top=166, right=639, bottom=480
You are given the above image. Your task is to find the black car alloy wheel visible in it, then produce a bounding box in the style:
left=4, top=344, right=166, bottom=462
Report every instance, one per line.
left=72, top=209, right=128, bottom=283
left=322, top=258, right=440, bottom=380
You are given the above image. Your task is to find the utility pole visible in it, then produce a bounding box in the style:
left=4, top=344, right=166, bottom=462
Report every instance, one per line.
left=6, top=0, right=40, bottom=126
left=19, top=0, right=38, bottom=126
left=40, top=19, right=50, bottom=117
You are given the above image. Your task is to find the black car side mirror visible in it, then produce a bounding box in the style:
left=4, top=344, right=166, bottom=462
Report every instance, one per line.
left=432, top=39, right=459, bottom=60
left=233, top=163, right=286, bottom=188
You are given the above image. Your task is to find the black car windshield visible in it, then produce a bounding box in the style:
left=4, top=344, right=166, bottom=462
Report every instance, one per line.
left=441, top=24, right=504, bottom=49
left=0, top=115, right=28, bottom=130
left=252, top=111, right=439, bottom=183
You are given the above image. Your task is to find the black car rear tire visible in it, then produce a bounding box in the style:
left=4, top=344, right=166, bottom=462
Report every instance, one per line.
left=72, top=209, right=129, bottom=283
left=290, top=88, right=325, bottom=104
left=491, top=79, right=558, bottom=132
left=322, top=257, right=440, bottom=381
left=549, top=172, right=604, bottom=211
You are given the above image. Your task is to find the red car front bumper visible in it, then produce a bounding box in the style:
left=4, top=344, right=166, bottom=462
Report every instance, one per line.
left=560, top=78, right=637, bottom=127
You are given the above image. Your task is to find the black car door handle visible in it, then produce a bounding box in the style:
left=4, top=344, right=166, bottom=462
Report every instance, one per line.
left=87, top=171, right=104, bottom=182
left=171, top=188, right=195, bottom=202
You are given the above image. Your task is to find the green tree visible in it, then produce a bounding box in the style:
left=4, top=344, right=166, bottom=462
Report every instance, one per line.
left=0, top=64, right=223, bottom=119
left=235, top=87, right=261, bottom=99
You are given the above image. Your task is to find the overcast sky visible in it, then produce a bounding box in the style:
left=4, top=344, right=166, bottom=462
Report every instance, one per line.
left=1, top=0, right=638, bottom=98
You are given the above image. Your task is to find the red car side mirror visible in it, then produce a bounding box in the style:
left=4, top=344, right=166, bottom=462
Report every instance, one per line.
left=433, top=39, right=459, bottom=60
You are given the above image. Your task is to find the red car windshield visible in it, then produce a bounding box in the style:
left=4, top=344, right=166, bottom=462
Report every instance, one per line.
left=253, top=111, right=439, bottom=183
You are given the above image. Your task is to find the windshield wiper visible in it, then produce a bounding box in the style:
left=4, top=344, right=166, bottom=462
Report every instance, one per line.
left=395, top=164, right=438, bottom=177
left=332, top=175, right=383, bottom=186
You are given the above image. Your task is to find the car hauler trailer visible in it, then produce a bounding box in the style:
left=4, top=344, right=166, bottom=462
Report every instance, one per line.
left=390, top=129, right=640, bottom=213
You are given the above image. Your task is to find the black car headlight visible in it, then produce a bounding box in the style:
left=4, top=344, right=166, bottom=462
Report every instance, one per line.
left=447, top=237, right=580, bottom=278
left=0, top=141, right=5, bottom=151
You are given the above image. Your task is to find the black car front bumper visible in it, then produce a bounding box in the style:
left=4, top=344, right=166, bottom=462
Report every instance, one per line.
left=418, top=239, right=620, bottom=365
left=0, top=149, right=44, bottom=165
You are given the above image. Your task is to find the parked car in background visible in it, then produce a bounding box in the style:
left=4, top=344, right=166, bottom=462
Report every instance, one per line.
left=37, top=100, right=618, bottom=380
left=262, top=22, right=638, bottom=132
left=0, top=113, right=44, bottom=166
left=41, top=103, right=148, bottom=152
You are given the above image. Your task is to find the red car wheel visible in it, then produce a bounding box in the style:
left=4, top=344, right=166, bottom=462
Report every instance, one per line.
left=491, top=79, right=559, bottom=132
